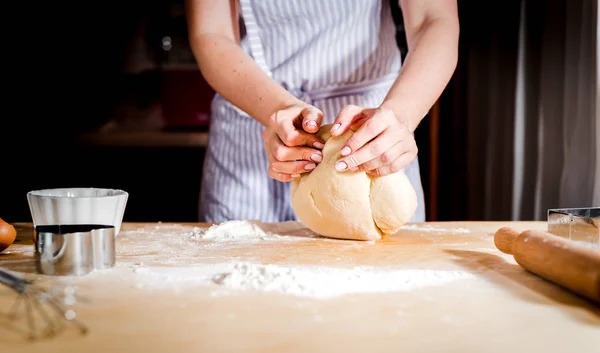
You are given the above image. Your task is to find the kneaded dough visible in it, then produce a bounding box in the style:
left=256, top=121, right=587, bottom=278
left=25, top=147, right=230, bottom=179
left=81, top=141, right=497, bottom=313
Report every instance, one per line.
left=291, top=124, right=418, bottom=241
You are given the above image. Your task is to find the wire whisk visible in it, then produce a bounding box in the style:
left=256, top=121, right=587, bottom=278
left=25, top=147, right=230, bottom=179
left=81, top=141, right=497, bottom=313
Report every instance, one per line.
left=0, top=266, right=89, bottom=340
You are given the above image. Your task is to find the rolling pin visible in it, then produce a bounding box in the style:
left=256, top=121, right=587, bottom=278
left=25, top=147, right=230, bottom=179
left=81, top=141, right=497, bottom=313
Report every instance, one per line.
left=494, top=227, right=600, bottom=304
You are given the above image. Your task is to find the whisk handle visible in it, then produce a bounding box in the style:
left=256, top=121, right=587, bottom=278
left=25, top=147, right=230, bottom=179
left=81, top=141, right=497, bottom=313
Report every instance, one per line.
left=0, top=267, right=28, bottom=293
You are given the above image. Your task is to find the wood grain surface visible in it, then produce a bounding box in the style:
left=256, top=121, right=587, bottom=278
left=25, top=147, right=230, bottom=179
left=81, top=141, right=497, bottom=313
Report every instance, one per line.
left=0, top=221, right=598, bottom=353
left=494, top=227, right=600, bottom=303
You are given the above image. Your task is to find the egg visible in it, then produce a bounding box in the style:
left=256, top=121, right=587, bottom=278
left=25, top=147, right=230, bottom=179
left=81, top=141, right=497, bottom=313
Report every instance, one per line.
left=0, top=218, right=17, bottom=252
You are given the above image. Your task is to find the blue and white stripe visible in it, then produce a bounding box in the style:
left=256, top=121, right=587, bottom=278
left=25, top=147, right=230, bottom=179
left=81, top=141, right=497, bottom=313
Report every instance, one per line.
left=199, top=0, right=426, bottom=223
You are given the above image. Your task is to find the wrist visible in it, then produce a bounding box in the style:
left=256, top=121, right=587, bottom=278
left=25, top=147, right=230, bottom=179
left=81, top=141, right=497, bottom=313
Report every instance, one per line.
left=277, top=95, right=306, bottom=113
left=380, top=100, right=418, bottom=132
left=264, top=96, right=305, bottom=126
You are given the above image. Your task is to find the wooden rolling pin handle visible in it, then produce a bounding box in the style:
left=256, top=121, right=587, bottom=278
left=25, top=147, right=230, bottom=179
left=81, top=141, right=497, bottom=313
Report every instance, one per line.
left=494, top=227, right=600, bottom=304
left=494, top=227, right=519, bottom=255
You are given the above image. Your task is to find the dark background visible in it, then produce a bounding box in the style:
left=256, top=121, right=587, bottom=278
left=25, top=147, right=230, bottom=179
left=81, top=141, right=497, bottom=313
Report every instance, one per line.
left=0, top=0, right=557, bottom=223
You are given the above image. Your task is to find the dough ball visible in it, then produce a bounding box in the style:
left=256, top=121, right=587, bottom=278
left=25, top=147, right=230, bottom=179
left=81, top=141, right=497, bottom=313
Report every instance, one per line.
left=291, top=124, right=418, bottom=241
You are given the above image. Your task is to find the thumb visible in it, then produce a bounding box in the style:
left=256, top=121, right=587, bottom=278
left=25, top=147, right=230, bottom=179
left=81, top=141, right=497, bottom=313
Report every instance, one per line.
left=300, top=106, right=323, bottom=133
left=331, top=105, right=364, bottom=136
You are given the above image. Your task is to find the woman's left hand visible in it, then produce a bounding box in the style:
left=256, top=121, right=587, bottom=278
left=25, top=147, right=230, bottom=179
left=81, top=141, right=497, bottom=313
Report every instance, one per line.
left=330, top=105, right=418, bottom=176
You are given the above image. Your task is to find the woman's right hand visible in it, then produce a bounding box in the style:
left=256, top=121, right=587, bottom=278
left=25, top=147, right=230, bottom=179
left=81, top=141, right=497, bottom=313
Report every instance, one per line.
left=262, top=103, right=325, bottom=182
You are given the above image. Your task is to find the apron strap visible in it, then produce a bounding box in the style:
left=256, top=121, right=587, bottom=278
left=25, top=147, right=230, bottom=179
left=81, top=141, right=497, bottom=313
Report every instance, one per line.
left=289, top=72, right=399, bottom=105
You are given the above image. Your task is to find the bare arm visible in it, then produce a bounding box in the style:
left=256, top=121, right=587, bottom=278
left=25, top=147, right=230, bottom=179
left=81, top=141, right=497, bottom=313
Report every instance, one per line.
left=185, top=0, right=302, bottom=126
left=381, top=0, right=460, bottom=132
left=186, top=0, right=324, bottom=183
left=330, top=0, right=459, bottom=176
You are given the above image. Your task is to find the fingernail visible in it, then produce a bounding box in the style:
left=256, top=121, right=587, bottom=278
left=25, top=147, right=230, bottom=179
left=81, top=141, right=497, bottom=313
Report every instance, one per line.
left=341, top=146, right=351, bottom=156
left=335, top=161, right=347, bottom=171
left=313, top=141, right=325, bottom=149
left=331, top=123, right=341, bottom=131
left=305, top=163, right=316, bottom=170
left=350, top=166, right=359, bottom=171
left=291, top=174, right=301, bottom=178
left=306, top=120, right=317, bottom=127
left=310, top=153, right=322, bottom=162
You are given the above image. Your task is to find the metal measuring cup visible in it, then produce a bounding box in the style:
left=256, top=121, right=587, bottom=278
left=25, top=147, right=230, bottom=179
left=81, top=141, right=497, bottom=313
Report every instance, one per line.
left=34, top=224, right=116, bottom=276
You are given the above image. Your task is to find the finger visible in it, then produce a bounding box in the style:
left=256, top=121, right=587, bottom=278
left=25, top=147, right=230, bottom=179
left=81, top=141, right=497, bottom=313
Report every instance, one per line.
left=261, top=126, right=270, bottom=142
left=263, top=128, right=277, bottom=163
left=271, top=160, right=317, bottom=174
left=265, top=145, right=274, bottom=163
left=278, top=125, right=325, bottom=149
left=272, top=107, right=325, bottom=148
left=330, top=105, right=364, bottom=136
left=300, top=106, right=323, bottom=134
left=339, top=116, right=387, bottom=159
left=367, top=150, right=417, bottom=177
left=359, top=137, right=416, bottom=172
left=335, top=129, right=399, bottom=171
left=271, top=142, right=323, bottom=163
left=268, top=168, right=298, bottom=183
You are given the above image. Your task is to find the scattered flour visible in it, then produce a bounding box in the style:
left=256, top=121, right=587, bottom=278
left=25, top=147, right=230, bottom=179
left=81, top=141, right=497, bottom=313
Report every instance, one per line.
left=400, top=224, right=471, bottom=234
left=79, top=221, right=479, bottom=298
left=119, top=220, right=316, bottom=245
left=190, top=220, right=315, bottom=242
left=186, top=221, right=474, bottom=242
left=119, top=221, right=472, bottom=247
left=191, top=221, right=269, bottom=241
left=129, top=262, right=475, bottom=299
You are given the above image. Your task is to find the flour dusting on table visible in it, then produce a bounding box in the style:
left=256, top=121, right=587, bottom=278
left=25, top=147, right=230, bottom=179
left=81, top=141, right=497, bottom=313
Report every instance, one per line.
left=190, top=220, right=317, bottom=242
left=120, top=220, right=317, bottom=245
left=400, top=224, right=471, bottom=234
left=212, top=263, right=474, bottom=298
left=112, top=221, right=317, bottom=265
left=77, top=221, right=478, bottom=299
left=127, top=262, right=474, bottom=299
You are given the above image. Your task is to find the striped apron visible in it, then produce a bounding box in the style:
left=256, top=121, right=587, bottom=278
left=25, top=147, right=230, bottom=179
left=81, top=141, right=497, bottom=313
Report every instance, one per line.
left=199, top=0, right=426, bottom=223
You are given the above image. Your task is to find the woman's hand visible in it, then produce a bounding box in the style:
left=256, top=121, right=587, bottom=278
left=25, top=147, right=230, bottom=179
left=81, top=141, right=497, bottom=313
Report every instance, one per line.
left=330, top=105, right=417, bottom=176
left=262, top=104, right=326, bottom=182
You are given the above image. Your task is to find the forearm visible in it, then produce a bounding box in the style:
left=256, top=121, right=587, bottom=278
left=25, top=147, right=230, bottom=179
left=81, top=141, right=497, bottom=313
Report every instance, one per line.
left=381, top=19, right=459, bottom=132
left=190, top=33, right=301, bottom=126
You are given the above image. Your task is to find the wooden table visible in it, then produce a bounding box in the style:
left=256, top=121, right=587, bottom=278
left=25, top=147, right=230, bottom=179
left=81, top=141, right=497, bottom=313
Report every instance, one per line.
left=1, top=221, right=598, bottom=352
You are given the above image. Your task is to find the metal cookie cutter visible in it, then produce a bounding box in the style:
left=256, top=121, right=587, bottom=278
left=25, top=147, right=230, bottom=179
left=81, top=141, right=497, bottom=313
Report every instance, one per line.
left=547, top=207, right=600, bottom=251
left=34, top=224, right=116, bottom=276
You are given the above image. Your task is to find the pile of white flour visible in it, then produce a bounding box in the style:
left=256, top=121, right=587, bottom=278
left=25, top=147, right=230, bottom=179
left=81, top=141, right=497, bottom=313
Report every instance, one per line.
left=128, top=262, right=474, bottom=299
left=189, top=220, right=317, bottom=242
left=210, top=262, right=474, bottom=298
